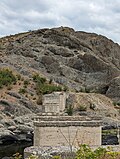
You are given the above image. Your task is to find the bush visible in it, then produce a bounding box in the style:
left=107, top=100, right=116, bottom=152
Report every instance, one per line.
left=33, top=74, right=63, bottom=94
left=78, top=105, right=87, bottom=111
left=0, top=68, right=16, bottom=88
left=19, top=88, right=26, bottom=94
left=90, top=103, right=96, bottom=110
left=113, top=102, right=120, bottom=106
left=76, top=144, right=120, bottom=159
left=37, top=84, right=62, bottom=94
left=33, top=74, right=46, bottom=84
left=10, top=145, right=120, bottom=159
left=23, top=85, right=27, bottom=88
left=66, top=105, right=73, bottom=116
left=24, top=79, right=29, bottom=86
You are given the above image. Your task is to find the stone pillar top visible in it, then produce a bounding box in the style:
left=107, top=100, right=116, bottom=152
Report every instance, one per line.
left=34, top=115, right=102, bottom=127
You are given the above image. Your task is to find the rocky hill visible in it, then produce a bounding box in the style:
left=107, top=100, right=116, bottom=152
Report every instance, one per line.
left=0, top=26, right=120, bottom=144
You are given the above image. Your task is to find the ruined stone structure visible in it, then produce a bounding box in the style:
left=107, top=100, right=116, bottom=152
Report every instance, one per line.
left=24, top=92, right=103, bottom=158
left=42, top=92, right=67, bottom=114
left=33, top=92, right=102, bottom=147
left=34, top=116, right=102, bottom=147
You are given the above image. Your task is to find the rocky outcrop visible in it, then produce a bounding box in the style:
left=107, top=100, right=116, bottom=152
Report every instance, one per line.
left=0, top=94, right=40, bottom=144
left=24, top=146, right=77, bottom=159
left=106, top=76, right=120, bottom=102
left=0, top=114, right=34, bottom=145
left=0, top=26, right=120, bottom=145
left=1, top=27, right=120, bottom=98
left=66, top=92, right=119, bottom=123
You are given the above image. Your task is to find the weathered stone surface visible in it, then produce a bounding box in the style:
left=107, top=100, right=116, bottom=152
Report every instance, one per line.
left=0, top=27, right=120, bottom=146
left=1, top=27, right=120, bottom=98
left=24, top=145, right=120, bottom=159
left=34, top=115, right=102, bottom=147
left=43, top=92, right=66, bottom=114
left=8, top=126, right=17, bottom=131
left=7, top=91, right=22, bottom=99
left=24, top=146, right=77, bottom=159
left=106, top=76, right=120, bottom=101
left=18, top=125, right=33, bottom=133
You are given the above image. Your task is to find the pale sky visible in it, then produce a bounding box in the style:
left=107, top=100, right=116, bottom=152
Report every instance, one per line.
left=0, top=0, right=120, bottom=43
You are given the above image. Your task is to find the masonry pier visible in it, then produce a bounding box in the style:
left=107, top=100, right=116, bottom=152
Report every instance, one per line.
left=34, top=115, right=102, bottom=147
left=24, top=92, right=102, bottom=158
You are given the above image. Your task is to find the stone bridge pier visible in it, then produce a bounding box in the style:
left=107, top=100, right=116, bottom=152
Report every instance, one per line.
left=24, top=92, right=102, bottom=158
left=34, top=116, right=102, bottom=147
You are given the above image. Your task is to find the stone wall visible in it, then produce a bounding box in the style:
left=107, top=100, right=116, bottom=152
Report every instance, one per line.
left=43, top=92, right=67, bottom=114
left=34, top=116, right=102, bottom=147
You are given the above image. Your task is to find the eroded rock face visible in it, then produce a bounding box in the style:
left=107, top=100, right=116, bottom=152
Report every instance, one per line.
left=1, top=27, right=120, bottom=97
left=106, top=76, right=120, bottom=101
left=0, top=27, right=120, bottom=143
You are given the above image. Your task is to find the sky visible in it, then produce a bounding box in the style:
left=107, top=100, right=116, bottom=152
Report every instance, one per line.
left=0, top=0, right=120, bottom=44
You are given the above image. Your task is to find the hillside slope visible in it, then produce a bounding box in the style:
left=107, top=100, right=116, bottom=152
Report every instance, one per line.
left=0, top=27, right=120, bottom=142
left=1, top=27, right=120, bottom=98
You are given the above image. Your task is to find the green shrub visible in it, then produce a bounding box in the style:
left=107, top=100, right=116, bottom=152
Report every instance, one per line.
left=66, top=105, right=73, bottom=116
left=76, top=144, right=120, bottom=159
left=90, top=103, right=96, bottom=110
left=33, top=74, right=63, bottom=94
left=10, top=145, right=120, bottom=159
left=78, top=105, right=87, bottom=111
left=76, top=144, right=96, bottom=159
left=33, top=74, right=46, bottom=84
left=19, top=88, right=26, bottom=94
left=36, top=83, right=62, bottom=94
left=24, top=79, right=29, bottom=86
left=23, top=85, right=27, bottom=88
left=0, top=68, right=16, bottom=88
left=113, top=102, right=117, bottom=106
left=0, top=83, right=3, bottom=89
left=113, top=102, right=120, bottom=106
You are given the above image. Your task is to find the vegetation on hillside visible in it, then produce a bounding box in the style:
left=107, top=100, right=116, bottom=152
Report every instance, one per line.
left=33, top=74, right=64, bottom=94
left=0, top=68, right=16, bottom=88
left=75, top=144, right=120, bottom=159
